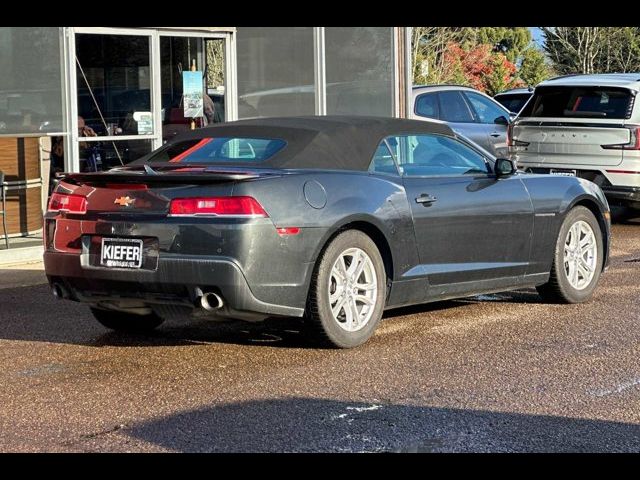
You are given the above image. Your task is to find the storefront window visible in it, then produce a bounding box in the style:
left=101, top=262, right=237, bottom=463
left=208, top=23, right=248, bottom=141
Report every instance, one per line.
left=325, top=27, right=394, bottom=116
left=92, top=139, right=154, bottom=170
left=0, top=27, right=65, bottom=135
left=75, top=34, right=153, bottom=138
left=236, top=27, right=315, bottom=118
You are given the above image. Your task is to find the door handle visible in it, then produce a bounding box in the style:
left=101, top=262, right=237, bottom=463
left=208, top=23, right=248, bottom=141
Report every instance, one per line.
left=416, top=194, right=438, bottom=205
left=490, top=132, right=501, bottom=137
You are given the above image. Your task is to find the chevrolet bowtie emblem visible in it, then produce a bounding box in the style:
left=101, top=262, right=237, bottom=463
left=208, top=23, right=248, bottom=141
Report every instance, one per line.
left=114, top=196, right=135, bottom=207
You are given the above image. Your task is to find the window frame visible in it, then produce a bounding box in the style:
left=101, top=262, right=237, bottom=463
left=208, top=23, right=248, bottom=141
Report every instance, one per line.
left=368, top=138, right=401, bottom=177
left=462, top=90, right=511, bottom=125
left=436, top=90, right=477, bottom=124
left=413, top=92, right=440, bottom=120
left=369, top=132, right=494, bottom=179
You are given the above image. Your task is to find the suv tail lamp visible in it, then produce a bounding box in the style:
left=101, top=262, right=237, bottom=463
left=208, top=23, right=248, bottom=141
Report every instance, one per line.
left=48, top=193, right=88, bottom=214
left=169, top=196, right=268, bottom=217
left=507, top=123, right=529, bottom=147
left=601, top=126, right=640, bottom=150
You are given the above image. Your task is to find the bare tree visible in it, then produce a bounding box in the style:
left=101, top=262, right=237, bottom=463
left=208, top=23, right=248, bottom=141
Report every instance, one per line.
left=541, top=27, right=606, bottom=75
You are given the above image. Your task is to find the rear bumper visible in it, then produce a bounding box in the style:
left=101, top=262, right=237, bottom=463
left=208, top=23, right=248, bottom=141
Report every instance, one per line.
left=600, top=185, right=640, bottom=207
left=44, top=251, right=305, bottom=320
left=521, top=166, right=640, bottom=208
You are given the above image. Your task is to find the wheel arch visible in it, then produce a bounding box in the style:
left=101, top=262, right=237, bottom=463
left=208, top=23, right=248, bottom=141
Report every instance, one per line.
left=567, top=195, right=610, bottom=270
left=310, top=216, right=395, bottom=292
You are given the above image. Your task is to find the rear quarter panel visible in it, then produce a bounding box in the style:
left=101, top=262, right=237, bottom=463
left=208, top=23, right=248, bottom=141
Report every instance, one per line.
left=519, top=174, right=610, bottom=274
left=232, top=171, right=418, bottom=305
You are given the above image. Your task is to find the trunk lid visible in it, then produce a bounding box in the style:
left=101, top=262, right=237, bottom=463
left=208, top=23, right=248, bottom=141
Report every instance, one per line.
left=512, top=120, right=628, bottom=166
left=56, top=164, right=281, bottom=216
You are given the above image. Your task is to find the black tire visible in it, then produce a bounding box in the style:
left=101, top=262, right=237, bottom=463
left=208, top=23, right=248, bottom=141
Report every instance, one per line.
left=90, top=307, right=164, bottom=333
left=305, top=230, right=386, bottom=348
left=537, top=206, right=604, bottom=304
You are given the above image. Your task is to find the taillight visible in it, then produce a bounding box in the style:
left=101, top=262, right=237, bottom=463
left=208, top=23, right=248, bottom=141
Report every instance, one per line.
left=601, top=126, right=640, bottom=150
left=507, top=123, right=529, bottom=147
left=48, top=193, right=87, bottom=214
left=168, top=196, right=268, bottom=217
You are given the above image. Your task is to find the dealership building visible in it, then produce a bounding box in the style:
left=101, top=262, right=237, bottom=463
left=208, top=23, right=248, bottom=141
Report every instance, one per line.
left=0, top=26, right=411, bottom=260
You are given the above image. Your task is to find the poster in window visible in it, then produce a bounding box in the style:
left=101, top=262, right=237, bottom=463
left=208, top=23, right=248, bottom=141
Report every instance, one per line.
left=183, top=71, right=204, bottom=118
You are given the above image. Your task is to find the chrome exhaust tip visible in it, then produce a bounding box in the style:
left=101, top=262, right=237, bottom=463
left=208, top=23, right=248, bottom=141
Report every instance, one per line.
left=199, top=292, right=224, bottom=311
left=51, top=283, right=66, bottom=300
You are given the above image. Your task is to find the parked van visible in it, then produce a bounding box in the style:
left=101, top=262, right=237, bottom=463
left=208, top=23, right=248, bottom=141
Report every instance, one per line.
left=510, top=73, right=640, bottom=212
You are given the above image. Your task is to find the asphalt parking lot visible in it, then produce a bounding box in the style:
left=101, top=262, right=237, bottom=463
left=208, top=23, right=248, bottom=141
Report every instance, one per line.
left=0, top=220, right=639, bottom=452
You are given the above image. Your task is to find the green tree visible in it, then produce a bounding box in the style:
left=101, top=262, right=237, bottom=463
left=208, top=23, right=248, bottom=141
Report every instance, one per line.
left=412, top=27, right=467, bottom=85
left=484, top=53, right=522, bottom=96
left=519, top=47, right=552, bottom=87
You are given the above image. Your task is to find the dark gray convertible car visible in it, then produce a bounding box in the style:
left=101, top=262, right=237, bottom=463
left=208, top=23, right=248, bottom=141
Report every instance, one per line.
left=44, top=116, right=611, bottom=348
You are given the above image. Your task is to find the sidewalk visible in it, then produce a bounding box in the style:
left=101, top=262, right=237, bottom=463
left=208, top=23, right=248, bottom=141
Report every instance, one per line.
left=0, top=261, right=47, bottom=290
left=0, top=234, right=44, bottom=268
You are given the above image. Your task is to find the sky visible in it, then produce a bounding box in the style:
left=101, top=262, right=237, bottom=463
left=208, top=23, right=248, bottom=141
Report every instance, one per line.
left=530, top=27, right=544, bottom=48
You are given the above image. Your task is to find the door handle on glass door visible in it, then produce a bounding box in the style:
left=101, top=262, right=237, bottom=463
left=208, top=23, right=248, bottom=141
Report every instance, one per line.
left=416, top=194, right=437, bottom=205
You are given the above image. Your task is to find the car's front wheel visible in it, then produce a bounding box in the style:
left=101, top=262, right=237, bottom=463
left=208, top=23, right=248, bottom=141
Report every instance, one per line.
left=537, top=206, right=604, bottom=303
left=90, top=307, right=165, bottom=333
left=305, top=230, right=386, bottom=348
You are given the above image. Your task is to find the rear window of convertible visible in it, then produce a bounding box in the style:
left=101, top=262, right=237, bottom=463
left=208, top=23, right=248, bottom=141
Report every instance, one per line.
left=145, top=137, right=287, bottom=163
left=520, top=86, right=635, bottom=119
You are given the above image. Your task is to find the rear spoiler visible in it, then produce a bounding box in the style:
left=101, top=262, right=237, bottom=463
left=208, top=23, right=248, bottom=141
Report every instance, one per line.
left=60, top=170, right=262, bottom=185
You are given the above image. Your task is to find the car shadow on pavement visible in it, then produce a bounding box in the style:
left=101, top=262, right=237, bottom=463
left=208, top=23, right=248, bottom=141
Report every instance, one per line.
left=93, top=397, right=640, bottom=452
left=0, top=283, right=550, bottom=349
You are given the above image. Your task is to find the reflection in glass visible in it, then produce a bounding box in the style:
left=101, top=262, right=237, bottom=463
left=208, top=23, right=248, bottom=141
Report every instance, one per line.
left=85, top=140, right=153, bottom=171
left=325, top=27, right=394, bottom=117
left=0, top=27, right=64, bottom=135
left=236, top=27, right=315, bottom=118
left=75, top=34, right=152, bottom=137
left=160, top=36, right=226, bottom=143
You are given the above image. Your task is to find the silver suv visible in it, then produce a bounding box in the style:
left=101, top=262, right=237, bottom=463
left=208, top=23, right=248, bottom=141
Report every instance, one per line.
left=412, top=85, right=512, bottom=157
left=511, top=73, right=640, bottom=212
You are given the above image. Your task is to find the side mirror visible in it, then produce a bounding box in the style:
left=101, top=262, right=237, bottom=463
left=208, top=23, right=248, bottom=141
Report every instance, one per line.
left=494, top=115, right=509, bottom=125
left=494, top=158, right=516, bottom=177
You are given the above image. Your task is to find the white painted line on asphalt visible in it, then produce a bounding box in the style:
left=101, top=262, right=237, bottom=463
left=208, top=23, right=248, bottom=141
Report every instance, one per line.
left=590, top=377, right=640, bottom=397
left=346, top=404, right=383, bottom=413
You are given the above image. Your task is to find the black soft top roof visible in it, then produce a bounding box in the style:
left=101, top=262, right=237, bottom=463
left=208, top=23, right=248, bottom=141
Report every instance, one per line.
left=148, top=116, right=454, bottom=171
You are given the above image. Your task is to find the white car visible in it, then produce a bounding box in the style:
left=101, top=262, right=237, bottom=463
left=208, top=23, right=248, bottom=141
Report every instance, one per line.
left=510, top=73, right=640, bottom=213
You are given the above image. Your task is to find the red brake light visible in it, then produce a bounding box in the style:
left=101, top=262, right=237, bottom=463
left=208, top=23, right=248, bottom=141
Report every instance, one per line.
left=169, top=196, right=268, bottom=217
left=48, top=193, right=87, bottom=214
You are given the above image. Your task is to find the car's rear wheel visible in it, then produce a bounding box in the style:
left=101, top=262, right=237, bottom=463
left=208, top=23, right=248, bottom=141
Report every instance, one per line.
left=305, top=230, right=386, bottom=348
left=537, top=206, right=604, bottom=303
left=90, top=307, right=164, bottom=333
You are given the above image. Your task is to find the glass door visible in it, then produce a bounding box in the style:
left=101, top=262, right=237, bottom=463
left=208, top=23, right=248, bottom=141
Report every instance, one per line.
left=73, top=29, right=156, bottom=172
left=68, top=28, right=232, bottom=173
left=159, top=34, right=227, bottom=143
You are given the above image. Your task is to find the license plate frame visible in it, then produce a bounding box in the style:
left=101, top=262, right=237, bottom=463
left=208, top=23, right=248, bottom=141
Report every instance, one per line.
left=549, top=169, right=577, bottom=177
left=100, top=237, right=144, bottom=269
